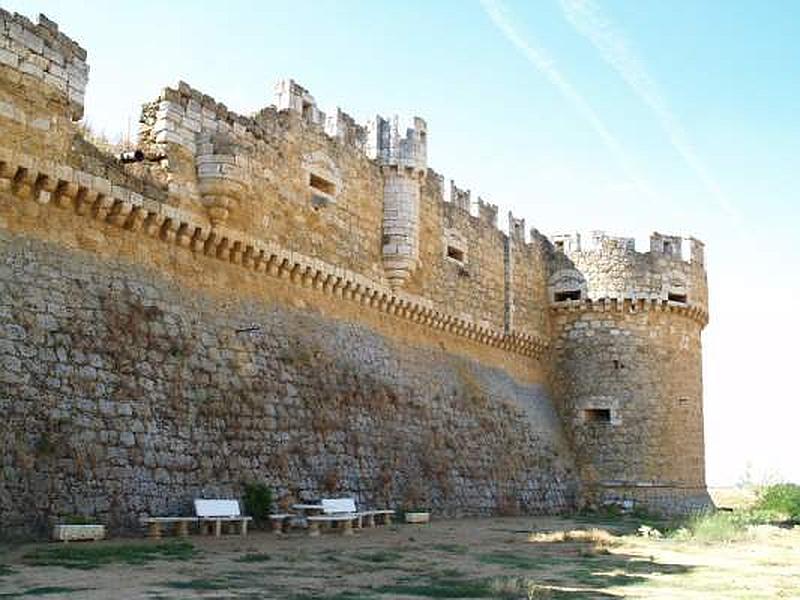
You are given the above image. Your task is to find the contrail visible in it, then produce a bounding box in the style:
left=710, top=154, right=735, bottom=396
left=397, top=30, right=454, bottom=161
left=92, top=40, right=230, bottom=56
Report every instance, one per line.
left=479, top=0, right=659, bottom=202
left=560, top=0, right=740, bottom=220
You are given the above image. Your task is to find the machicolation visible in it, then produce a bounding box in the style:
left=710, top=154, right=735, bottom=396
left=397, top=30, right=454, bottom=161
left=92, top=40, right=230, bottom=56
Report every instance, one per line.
left=0, top=12, right=711, bottom=535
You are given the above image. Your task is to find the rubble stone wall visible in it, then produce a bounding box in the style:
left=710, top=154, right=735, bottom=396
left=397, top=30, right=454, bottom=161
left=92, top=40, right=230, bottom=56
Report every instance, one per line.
left=0, top=226, right=576, bottom=534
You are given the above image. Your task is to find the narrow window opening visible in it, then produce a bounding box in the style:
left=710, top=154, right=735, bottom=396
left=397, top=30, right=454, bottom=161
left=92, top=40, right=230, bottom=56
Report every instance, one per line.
left=447, top=246, right=465, bottom=263
left=668, top=292, right=687, bottom=303
left=678, top=398, right=690, bottom=404
left=663, top=241, right=672, bottom=254
left=555, top=290, right=581, bottom=302
left=613, top=359, right=624, bottom=370
left=584, top=408, right=611, bottom=423
left=309, top=173, right=336, bottom=196
left=302, top=101, right=312, bottom=121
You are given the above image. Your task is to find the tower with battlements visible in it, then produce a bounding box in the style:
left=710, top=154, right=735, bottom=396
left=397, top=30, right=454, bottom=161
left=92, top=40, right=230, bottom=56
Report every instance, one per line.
left=547, top=232, right=710, bottom=511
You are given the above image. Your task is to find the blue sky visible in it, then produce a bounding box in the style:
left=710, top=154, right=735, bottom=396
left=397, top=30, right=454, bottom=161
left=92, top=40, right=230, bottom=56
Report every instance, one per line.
left=6, top=0, right=799, bottom=485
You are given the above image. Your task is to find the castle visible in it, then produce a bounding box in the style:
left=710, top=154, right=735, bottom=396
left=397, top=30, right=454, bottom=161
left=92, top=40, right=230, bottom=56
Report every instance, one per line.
left=0, top=13, right=711, bottom=534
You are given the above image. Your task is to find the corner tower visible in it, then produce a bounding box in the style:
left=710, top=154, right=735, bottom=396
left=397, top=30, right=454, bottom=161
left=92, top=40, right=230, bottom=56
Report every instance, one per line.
left=548, top=232, right=711, bottom=513
left=368, top=115, right=427, bottom=288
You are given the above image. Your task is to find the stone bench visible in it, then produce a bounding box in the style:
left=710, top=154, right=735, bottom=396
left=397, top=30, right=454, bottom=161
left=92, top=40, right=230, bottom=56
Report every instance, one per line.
left=307, top=513, right=362, bottom=537
left=141, top=517, right=198, bottom=539
left=359, top=509, right=395, bottom=527
left=268, top=513, right=295, bottom=534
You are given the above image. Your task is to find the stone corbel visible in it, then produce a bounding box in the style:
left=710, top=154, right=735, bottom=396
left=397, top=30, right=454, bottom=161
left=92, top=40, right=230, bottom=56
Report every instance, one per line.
left=196, top=154, right=246, bottom=228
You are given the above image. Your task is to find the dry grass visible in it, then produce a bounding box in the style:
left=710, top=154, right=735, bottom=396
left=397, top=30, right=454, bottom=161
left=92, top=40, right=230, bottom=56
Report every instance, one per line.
left=2, top=517, right=798, bottom=599
left=527, top=527, right=620, bottom=547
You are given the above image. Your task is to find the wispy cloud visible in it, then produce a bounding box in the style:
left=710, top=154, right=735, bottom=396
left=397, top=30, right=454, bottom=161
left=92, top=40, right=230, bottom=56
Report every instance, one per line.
left=560, top=0, right=739, bottom=220
left=479, top=0, right=658, bottom=201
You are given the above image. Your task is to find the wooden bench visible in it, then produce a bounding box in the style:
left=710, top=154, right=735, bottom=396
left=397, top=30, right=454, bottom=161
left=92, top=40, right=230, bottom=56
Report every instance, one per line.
left=141, top=516, right=198, bottom=539
left=194, top=499, right=253, bottom=537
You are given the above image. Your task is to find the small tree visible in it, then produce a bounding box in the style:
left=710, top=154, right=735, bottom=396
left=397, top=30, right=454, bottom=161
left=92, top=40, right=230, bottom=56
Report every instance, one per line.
left=242, top=482, right=273, bottom=529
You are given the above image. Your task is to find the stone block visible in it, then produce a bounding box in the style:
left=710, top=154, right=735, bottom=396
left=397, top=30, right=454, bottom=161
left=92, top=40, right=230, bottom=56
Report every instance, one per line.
left=0, top=46, right=17, bottom=67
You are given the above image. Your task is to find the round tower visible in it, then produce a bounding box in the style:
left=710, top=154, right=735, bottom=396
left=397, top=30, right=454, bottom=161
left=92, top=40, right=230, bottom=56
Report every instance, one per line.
left=547, top=231, right=711, bottom=514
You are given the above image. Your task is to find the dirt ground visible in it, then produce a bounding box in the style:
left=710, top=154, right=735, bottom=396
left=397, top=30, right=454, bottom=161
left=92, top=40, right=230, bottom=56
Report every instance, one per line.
left=0, top=514, right=798, bottom=599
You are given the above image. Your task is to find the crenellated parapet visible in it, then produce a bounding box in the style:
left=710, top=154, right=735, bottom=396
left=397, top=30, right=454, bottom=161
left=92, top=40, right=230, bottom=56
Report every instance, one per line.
left=548, top=230, right=708, bottom=325
left=274, top=78, right=326, bottom=127
left=0, top=11, right=88, bottom=121
left=367, top=115, right=427, bottom=173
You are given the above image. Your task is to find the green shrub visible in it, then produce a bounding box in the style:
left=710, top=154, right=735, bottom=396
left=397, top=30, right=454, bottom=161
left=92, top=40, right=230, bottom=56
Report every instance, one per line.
left=670, top=508, right=783, bottom=543
left=62, top=515, right=98, bottom=525
left=755, top=483, right=800, bottom=519
left=242, top=482, right=273, bottom=528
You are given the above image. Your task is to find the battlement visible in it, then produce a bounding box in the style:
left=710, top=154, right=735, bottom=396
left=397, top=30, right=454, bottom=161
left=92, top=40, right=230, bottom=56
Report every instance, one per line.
left=367, top=114, right=427, bottom=173
left=548, top=230, right=708, bottom=319
left=0, top=11, right=87, bottom=120
left=550, top=230, right=705, bottom=265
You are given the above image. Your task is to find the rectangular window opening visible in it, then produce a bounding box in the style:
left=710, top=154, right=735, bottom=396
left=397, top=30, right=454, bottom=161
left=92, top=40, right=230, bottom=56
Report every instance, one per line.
left=555, top=290, right=581, bottom=302
left=309, top=173, right=336, bottom=196
left=668, top=292, right=687, bottom=303
left=447, top=246, right=465, bottom=263
left=554, top=240, right=565, bottom=252
left=584, top=408, right=611, bottom=423
left=663, top=241, right=672, bottom=253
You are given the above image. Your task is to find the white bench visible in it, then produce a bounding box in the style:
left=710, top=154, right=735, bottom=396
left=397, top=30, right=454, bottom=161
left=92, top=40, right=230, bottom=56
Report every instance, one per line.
left=194, top=499, right=252, bottom=537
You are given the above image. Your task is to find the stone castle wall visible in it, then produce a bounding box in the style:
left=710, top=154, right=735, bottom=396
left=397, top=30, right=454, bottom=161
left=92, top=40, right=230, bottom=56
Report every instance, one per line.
left=0, top=227, right=575, bottom=534
left=0, top=12, right=711, bottom=534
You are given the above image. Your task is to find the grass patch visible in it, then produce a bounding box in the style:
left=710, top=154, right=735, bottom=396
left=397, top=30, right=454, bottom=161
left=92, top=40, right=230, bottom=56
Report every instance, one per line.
left=23, top=541, right=196, bottom=570
left=477, top=551, right=558, bottom=570
left=163, top=578, right=227, bottom=590
left=431, top=543, right=469, bottom=554
left=669, top=510, right=782, bottom=543
left=0, top=586, right=93, bottom=597
left=235, top=552, right=272, bottom=563
left=377, top=579, right=493, bottom=598
left=378, top=576, right=549, bottom=599
left=351, top=550, right=404, bottom=564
